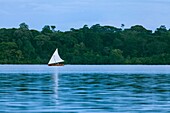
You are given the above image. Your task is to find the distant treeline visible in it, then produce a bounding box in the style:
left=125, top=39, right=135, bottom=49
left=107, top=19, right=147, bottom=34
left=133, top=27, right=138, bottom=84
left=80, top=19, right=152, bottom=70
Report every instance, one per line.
left=0, top=23, right=170, bottom=64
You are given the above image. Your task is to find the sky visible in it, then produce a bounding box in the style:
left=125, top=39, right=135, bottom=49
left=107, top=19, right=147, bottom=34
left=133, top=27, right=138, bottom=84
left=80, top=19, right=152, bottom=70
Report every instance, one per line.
left=0, top=0, right=170, bottom=31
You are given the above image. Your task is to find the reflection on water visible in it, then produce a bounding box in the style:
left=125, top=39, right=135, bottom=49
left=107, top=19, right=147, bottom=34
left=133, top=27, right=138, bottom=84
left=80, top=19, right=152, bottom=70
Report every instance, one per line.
left=0, top=72, right=170, bottom=112
left=0, top=73, right=59, bottom=112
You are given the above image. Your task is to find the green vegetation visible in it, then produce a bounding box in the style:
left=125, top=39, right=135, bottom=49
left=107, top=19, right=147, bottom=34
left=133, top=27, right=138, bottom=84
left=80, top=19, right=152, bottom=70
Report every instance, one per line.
left=0, top=23, right=170, bottom=64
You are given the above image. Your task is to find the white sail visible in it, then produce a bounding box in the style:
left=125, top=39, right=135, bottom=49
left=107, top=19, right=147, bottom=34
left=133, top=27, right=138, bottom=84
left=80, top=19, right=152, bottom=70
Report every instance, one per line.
left=48, top=48, right=64, bottom=64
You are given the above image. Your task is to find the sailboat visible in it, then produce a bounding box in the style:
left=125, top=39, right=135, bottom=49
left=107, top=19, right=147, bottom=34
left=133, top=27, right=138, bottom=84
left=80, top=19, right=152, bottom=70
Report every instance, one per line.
left=48, top=48, right=64, bottom=66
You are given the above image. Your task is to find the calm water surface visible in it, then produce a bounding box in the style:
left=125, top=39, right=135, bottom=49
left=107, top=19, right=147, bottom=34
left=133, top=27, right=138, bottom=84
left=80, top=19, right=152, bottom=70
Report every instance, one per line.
left=0, top=65, right=170, bottom=113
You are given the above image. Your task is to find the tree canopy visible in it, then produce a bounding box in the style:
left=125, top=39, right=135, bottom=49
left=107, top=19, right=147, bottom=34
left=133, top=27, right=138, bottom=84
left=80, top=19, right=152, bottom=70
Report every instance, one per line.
left=0, top=23, right=169, bottom=64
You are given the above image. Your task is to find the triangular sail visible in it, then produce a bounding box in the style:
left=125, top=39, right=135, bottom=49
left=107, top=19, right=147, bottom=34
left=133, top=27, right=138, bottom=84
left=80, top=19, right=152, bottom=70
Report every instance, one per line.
left=48, top=48, right=64, bottom=64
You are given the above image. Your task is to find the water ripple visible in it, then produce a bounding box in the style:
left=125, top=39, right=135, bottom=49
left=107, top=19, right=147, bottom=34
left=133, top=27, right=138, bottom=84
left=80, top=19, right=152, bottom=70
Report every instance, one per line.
left=0, top=73, right=170, bottom=112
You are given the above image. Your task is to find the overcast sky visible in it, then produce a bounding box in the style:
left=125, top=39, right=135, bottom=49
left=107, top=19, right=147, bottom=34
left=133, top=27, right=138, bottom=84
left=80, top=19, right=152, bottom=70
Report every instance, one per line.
left=0, top=0, right=170, bottom=31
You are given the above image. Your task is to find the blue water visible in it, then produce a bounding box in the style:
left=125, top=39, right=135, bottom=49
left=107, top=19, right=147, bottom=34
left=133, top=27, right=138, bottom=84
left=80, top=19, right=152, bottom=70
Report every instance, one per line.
left=0, top=65, right=170, bottom=112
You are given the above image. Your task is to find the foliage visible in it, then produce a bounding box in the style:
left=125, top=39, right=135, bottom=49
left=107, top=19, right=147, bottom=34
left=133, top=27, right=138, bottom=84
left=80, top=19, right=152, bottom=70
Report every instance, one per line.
left=0, top=23, right=169, bottom=64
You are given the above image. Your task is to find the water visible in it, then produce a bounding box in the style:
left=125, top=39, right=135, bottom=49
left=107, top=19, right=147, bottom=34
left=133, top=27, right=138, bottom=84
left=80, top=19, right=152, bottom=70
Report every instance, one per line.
left=0, top=65, right=170, bottom=113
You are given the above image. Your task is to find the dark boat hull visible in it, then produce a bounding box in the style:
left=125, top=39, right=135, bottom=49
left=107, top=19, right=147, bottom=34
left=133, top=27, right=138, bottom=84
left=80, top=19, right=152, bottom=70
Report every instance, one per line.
left=48, top=63, right=64, bottom=66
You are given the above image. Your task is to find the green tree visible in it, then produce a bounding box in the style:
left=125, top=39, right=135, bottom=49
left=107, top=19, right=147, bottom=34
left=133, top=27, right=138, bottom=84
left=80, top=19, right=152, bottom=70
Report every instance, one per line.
left=19, top=22, right=29, bottom=30
left=41, top=25, right=52, bottom=34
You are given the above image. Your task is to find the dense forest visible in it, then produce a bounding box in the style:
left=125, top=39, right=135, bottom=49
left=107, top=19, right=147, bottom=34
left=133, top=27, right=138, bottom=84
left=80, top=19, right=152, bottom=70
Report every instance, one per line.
left=0, top=23, right=170, bottom=64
